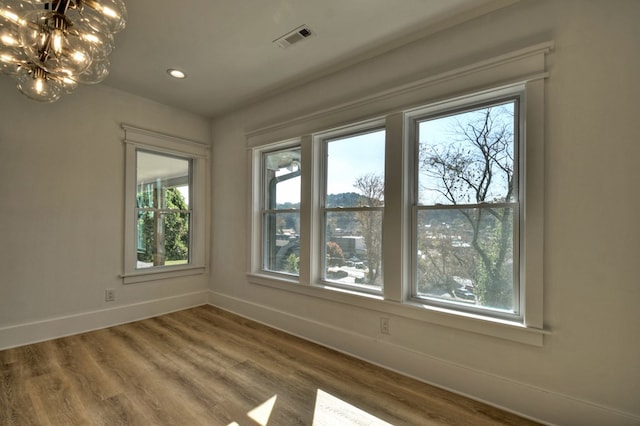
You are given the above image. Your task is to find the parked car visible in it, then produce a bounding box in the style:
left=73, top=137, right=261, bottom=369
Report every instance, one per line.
left=454, top=288, right=476, bottom=301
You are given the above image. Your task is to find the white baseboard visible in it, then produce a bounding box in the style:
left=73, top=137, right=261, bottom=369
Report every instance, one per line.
left=0, top=290, right=208, bottom=350
left=208, top=290, right=640, bottom=426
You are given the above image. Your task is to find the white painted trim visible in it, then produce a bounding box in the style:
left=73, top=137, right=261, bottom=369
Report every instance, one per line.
left=122, top=125, right=209, bottom=282
left=247, top=271, right=545, bottom=346
left=246, top=41, right=553, bottom=147
left=121, top=265, right=206, bottom=284
left=0, top=291, right=208, bottom=351
left=122, top=124, right=210, bottom=156
left=208, top=291, right=640, bottom=426
left=245, top=76, right=547, bottom=345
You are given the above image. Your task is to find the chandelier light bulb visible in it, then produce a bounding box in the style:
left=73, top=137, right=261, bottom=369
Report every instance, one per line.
left=16, top=65, right=62, bottom=102
left=51, top=27, right=62, bottom=53
left=0, top=0, right=127, bottom=102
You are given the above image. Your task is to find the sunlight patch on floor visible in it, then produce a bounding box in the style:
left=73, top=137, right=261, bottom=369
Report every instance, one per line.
left=228, top=389, right=391, bottom=425
left=246, top=394, right=278, bottom=426
left=313, top=389, right=392, bottom=426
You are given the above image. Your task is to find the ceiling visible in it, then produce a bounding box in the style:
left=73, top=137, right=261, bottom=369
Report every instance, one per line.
left=105, top=0, right=509, bottom=118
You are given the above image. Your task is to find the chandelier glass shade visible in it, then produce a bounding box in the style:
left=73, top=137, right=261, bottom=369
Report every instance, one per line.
left=0, top=0, right=126, bottom=102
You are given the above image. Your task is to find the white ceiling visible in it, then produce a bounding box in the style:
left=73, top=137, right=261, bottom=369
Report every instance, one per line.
left=105, top=0, right=509, bottom=118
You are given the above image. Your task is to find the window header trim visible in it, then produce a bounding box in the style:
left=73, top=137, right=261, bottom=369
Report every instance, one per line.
left=245, top=41, right=553, bottom=148
left=123, top=124, right=210, bottom=158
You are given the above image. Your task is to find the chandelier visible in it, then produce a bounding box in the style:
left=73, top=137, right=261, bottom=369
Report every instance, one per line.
left=0, top=0, right=126, bottom=102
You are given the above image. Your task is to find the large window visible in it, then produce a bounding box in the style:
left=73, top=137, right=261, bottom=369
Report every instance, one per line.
left=412, top=98, right=521, bottom=319
left=251, top=91, right=534, bottom=329
left=123, top=125, right=208, bottom=284
left=248, top=43, right=548, bottom=344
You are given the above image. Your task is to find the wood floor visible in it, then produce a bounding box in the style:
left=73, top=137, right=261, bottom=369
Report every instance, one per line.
left=0, top=305, right=538, bottom=425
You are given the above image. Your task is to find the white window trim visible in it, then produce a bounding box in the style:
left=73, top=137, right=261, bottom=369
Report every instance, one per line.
left=122, top=125, right=209, bottom=284
left=259, top=142, right=303, bottom=278
left=247, top=42, right=551, bottom=346
left=405, top=86, right=525, bottom=322
left=316, top=120, right=387, bottom=294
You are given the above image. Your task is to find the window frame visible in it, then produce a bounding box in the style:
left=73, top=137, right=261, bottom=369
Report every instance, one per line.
left=247, top=42, right=550, bottom=345
left=317, top=124, right=386, bottom=295
left=407, top=91, right=524, bottom=322
left=122, top=125, right=209, bottom=284
left=135, top=149, right=193, bottom=269
left=260, top=144, right=302, bottom=278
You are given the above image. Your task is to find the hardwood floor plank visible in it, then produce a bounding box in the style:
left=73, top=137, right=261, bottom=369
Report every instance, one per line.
left=79, top=328, right=203, bottom=425
left=0, top=305, right=539, bottom=425
left=0, top=362, right=40, bottom=426
left=26, top=370, right=93, bottom=426
left=51, top=335, right=121, bottom=401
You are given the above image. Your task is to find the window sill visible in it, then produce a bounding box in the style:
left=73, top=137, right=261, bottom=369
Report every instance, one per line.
left=247, top=272, right=548, bottom=346
left=122, top=265, right=206, bottom=284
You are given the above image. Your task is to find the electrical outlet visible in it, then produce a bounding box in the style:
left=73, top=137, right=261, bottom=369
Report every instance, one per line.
left=105, top=288, right=115, bottom=302
left=380, top=317, right=390, bottom=335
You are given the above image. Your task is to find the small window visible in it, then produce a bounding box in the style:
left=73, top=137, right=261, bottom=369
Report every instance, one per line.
left=413, top=98, right=520, bottom=318
left=123, top=125, right=208, bottom=284
left=136, top=151, right=191, bottom=269
left=262, top=146, right=301, bottom=276
left=322, top=128, right=385, bottom=292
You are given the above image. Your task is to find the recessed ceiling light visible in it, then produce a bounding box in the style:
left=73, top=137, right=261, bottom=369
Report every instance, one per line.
left=167, top=69, right=187, bottom=79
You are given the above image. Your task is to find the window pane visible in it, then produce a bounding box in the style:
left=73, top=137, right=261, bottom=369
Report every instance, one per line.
left=264, top=148, right=301, bottom=209
left=325, top=211, right=382, bottom=288
left=137, top=151, right=190, bottom=209
left=326, top=130, right=385, bottom=207
left=418, top=101, right=515, bottom=206
left=137, top=211, right=190, bottom=268
left=263, top=212, right=300, bottom=275
left=262, top=146, right=301, bottom=277
left=415, top=207, right=514, bottom=312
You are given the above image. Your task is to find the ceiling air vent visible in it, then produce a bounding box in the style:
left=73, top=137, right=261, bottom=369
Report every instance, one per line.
left=273, top=25, right=313, bottom=49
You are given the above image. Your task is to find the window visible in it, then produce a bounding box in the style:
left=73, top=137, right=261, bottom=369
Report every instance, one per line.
left=136, top=151, right=191, bottom=269
left=247, top=43, right=548, bottom=344
left=321, top=128, right=385, bottom=292
left=123, top=125, right=208, bottom=284
left=261, top=146, right=301, bottom=276
left=412, top=97, right=521, bottom=320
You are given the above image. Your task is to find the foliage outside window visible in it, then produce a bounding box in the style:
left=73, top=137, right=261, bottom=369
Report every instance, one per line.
left=414, top=99, right=520, bottom=317
left=136, top=151, right=191, bottom=269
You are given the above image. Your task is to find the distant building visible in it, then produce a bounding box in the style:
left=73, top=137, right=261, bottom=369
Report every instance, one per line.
left=330, top=236, right=365, bottom=259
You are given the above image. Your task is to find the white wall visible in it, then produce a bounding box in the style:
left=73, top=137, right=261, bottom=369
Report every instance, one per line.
left=0, top=79, right=211, bottom=347
left=209, top=1, right=640, bottom=424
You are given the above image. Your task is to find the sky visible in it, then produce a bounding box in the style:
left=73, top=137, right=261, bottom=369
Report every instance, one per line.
left=274, top=101, right=515, bottom=206
left=275, top=129, right=385, bottom=205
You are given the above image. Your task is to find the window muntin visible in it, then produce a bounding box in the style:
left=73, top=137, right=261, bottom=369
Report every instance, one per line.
left=135, top=150, right=192, bottom=269
left=262, top=147, right=301, bottom=276
left=413, top=98, right=520, bottom=317
left=322, top=128, right=385, bottom=291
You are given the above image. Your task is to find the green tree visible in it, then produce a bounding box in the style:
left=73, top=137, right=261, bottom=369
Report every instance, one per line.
left=285, top=253, right=299, bottom=274
left=137, top=187, right=190, bottom=266
left=163, top=188, right=190, bottom=261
